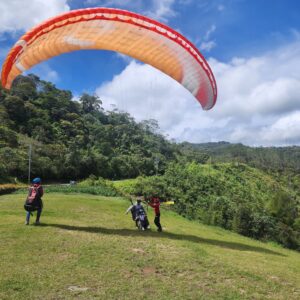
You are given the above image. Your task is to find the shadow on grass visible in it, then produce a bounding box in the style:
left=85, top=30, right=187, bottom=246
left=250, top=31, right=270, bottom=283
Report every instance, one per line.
left=41, top=223, right=285, bottom=256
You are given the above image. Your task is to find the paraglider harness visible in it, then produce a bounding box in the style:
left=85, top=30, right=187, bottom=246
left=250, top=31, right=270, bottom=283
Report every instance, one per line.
left=126, top=197, right=149, bottom=230
left=135, top=205, right=149, bottom=230
left=24, top=185, right=43, bottom=213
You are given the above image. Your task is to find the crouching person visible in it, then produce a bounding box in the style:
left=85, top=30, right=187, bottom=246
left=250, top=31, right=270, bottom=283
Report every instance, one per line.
left=135, top=198, right=150, bottom=230
left=24, top=177, right=44, bottom=225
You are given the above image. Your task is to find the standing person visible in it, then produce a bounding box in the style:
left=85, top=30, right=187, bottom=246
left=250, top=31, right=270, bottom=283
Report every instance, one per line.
left=24, top=177, right=44, bottom=225
left=148, top=196, right=162, bottom=232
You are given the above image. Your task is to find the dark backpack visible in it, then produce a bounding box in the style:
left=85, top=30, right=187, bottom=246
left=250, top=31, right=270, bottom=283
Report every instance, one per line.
left=24, top=186, right=42, bottom=212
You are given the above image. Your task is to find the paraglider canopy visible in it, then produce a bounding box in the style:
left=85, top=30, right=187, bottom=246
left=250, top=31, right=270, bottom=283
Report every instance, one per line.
left=1, top=7, right=217, bottom=110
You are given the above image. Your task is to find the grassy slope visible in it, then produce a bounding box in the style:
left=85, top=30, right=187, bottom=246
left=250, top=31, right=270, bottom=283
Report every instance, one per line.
left=0, top=193, right=299, bottom=300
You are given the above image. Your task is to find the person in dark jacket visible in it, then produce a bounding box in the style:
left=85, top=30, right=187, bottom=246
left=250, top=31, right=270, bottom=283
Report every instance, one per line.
left=126, top=198, right=149, bottom=229
left=25, top=177, right=44, bottom=225
left=148, top=196, right=162, bottom=232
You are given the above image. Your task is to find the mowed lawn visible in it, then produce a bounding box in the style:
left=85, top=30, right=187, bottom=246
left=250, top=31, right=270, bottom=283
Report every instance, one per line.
left=0, top=193, right=299, bottom=300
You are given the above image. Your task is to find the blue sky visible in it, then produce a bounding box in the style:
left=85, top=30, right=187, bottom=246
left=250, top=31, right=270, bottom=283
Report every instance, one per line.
left=1, top=0, right=300, bottom=146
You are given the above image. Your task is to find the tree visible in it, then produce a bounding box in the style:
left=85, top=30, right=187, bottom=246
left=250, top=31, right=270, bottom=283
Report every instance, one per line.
left=0, top=126, right=18, bottom=147
left=2, top=95, right=27, bottom=126
left=269, top=191, right=298, bottom=226
left=11, top=75, right=37, bottom=101
left=80, top=93, right=102, bottom=113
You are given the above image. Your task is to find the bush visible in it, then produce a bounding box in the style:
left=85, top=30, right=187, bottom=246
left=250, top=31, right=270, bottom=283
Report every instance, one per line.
left=14, top=182, right=119, bottom=197
left=0, top=184, right=26, bottom=195
left=113, top=178, right=139, bottom=196
left=276, top=222, right=300, bottom=250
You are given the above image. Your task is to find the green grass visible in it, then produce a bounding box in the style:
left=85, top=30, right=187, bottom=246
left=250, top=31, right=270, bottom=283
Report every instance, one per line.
left=0, top=193, right=299, bottom=299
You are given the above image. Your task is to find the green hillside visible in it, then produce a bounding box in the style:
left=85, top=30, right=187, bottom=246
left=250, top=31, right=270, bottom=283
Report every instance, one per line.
left=182, top=141, right=300, bottom=173
left=114, top=163, right=300, bottom=249
left=0, top=75, right=178, bottom=182
left=0, top=193, right=299, bottom=299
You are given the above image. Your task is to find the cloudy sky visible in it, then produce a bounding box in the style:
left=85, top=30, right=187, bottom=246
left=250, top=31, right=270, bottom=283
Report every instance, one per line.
left=0, top=0, right=300, bottom=146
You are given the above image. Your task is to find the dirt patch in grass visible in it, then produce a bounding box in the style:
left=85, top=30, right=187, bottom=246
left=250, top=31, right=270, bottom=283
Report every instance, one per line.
left=56, top=253, right=74, bottom=262
left=142, top=267, right=157, bottom=276
left=67, top=285, right=89, bottom=292
left=131, top=248, right=145, bottom=254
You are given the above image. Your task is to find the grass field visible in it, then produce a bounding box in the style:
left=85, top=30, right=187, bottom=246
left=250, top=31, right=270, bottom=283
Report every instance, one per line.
left=0, top=193, right=299, bottom=299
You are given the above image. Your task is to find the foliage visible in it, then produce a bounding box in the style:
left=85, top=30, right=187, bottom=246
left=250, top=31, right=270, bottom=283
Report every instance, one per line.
left=0, top=184, right=20, bottom=195
left=112, top=178, right=139, bottom=195
left=184, top=141, right=300, bottom=174
left=14, top=182, right=119, bottom=197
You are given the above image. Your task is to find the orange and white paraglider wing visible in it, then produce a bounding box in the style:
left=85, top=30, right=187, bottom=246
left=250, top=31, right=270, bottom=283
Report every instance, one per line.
left=1, top=8, right=217, bottom=110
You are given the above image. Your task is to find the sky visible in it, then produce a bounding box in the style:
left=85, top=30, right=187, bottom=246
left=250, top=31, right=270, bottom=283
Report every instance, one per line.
left=0, top=0, right=300, bottom=146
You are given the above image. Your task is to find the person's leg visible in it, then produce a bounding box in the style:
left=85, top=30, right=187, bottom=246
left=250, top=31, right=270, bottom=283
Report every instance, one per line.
left=35, top=207, right=42, bottom=224
left=25, top=211, right=30, bottom=225
left=145, top=216, right=150, bottom=229
left=154, top=213, right=162, bottom=232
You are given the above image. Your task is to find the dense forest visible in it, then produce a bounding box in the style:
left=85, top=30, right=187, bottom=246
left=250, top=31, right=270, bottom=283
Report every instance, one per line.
left=186, top=141, right=300, bottom=172
left=0, top=75, right=180, bottom=182
left=0, top=75, right=299, bottom=249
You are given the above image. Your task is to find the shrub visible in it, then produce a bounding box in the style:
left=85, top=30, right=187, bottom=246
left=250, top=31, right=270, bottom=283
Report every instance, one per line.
left=0, top=184, right=26, bottom=195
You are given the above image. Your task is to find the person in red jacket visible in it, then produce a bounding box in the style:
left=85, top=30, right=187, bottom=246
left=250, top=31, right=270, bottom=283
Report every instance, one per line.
left=148, top=196, right=162, bottom=232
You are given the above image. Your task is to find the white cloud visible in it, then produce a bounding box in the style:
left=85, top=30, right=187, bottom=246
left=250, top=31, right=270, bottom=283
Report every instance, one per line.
left=146, top=0, right=177, bottom=22
left=84, top=0, right=178, bottom=23
left=85, top=0, right=132, bottom=6
left=25, top=63, right=59, bottom=83
left=0, top=0, right=70, bottom=33
left=96, top=61, right=195, bottom=133
left=199, top=40, right=216, bottom=52
left=95, top=38, right=300, bottom=146
left=196, top=24, right=217, bottom=53
left=260, top=111, right=300, bottom=145
left=204, top=24, right=216, bottom=40
left=115, top=53, right=133, bottom=64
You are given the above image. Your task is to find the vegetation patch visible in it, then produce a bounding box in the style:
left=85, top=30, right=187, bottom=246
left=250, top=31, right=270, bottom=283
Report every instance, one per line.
left=0, top=184, right=27, bottom=195
left=116, top=163, right=300, bottom=250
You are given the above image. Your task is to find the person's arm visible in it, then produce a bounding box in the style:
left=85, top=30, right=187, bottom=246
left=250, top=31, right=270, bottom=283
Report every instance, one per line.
left=39, top=186, right=44, bottom=197
left=146, top=198, right=155, bottom=208
left=35, top=186, right=43, bottom=198
left=125, top=205, right=133, bottom=214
